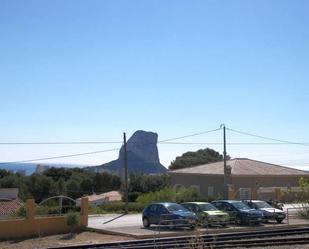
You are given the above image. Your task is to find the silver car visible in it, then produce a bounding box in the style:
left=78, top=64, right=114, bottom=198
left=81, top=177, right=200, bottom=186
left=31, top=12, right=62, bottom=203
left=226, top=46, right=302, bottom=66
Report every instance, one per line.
left=243, top=200, right=286, bottom=223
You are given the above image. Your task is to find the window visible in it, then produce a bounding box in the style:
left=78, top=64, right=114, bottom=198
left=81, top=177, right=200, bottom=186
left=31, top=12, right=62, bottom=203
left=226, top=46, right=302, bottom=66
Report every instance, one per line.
left=157, top=205, right=168, bottom=214
left=239, top=188, right=251, bottom=200
left=149, top=204, right=157, bottom=212
left=208, top=186, right=214, bottom=196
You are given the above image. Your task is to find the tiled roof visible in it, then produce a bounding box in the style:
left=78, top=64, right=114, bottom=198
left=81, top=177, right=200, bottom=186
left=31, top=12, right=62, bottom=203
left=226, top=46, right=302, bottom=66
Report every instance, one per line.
left=0, top=198, right=23, bottom=217
left=169, top=158, right=309, bottom=176
left=100, top=191, right=122, bottom=202
left=77, top=191, right=122, bottom=202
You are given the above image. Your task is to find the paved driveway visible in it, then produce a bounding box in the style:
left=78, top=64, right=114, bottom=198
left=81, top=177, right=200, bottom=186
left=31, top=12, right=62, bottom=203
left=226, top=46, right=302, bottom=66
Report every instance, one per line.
left=89, top=214, right=142, bottom=230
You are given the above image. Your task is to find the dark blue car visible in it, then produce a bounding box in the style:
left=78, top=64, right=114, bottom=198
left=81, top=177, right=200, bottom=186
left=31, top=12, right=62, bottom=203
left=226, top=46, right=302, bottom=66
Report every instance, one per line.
left=142, top=202, right=198, bottom=229
left=211, top=200, right=264, bottom=225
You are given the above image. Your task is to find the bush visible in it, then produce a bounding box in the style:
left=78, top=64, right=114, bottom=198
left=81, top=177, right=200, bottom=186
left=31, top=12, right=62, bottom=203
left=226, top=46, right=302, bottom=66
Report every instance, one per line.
left=66, top=212, right=80, bottom=232
left=136, top=187, right=202, bottom=204
left=35, top=204, right=80, bottom=216
left=128, top=192, right=141, bottom=202
left=12, top=205, right=26, bottom=218
left=89, top=202, right=146, bottom=214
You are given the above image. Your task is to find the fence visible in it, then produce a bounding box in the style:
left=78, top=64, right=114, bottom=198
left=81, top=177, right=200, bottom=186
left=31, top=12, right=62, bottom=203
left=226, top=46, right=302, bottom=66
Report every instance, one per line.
left=151, top=205, right=309, bottom=238
left=0, top=197, right=88, bottom=240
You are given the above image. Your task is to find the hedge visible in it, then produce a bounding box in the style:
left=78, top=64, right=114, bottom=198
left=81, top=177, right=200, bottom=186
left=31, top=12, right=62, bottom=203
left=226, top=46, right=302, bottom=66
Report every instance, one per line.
left=89, top=202, right=146, bottom=214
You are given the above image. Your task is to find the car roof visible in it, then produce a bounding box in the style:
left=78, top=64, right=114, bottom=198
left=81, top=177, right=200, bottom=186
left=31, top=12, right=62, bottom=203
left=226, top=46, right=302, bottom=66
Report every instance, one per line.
left=151, top=202, right=179, bottom=206
left=243, top=200, right=265, bottom=203
left=182, top=202, right=210, bottom=205
left=212, top=200, right=242, bottom=203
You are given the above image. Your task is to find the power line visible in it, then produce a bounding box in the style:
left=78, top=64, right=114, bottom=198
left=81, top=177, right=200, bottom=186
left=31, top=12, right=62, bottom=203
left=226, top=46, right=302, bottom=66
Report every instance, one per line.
left=3, top=126, right=308, bottom=165
left=0, top=128, right=222, bottom=145
left=159, top=142, right=309, bottom=145
left=0, top=127, right=222, bottom=164
left=0, top=148, right=120, bottom=165
left=226, top=127, right=309, bottom=147
left=0, top=141, right=122, bottom=145
left=157, top=127, right=222, bottom=143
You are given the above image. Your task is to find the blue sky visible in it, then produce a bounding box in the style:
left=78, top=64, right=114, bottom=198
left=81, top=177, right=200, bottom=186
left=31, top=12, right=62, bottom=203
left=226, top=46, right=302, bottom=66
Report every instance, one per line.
left=0, top=0, right=309, bottom=169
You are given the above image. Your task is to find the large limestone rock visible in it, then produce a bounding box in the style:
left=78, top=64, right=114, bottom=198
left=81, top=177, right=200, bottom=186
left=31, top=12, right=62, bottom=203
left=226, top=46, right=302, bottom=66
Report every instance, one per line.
left=89, top=130, right=167, bottom=175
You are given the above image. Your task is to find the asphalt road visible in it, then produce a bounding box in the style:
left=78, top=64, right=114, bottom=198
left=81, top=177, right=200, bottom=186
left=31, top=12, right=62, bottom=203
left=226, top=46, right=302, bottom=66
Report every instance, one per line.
left=89, top=214, right=143, bottom=229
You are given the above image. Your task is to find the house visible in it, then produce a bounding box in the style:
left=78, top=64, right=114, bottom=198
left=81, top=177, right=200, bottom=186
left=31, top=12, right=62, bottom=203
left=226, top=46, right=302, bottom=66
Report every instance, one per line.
left=76, top=191, right=122, bottom=207
left=169, top=158, right=309, bottom=202
left=0, top=188, right=23, bottom=217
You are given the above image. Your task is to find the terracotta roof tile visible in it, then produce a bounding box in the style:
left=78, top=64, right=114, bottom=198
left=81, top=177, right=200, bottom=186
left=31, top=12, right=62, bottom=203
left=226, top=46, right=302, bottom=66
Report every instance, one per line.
left=0, top=198, right=23, bottom=217
left=169, top=158, right=309, bottom=176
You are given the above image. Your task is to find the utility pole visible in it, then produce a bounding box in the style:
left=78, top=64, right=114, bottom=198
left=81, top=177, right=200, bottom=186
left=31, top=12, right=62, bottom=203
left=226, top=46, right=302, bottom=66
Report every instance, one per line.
left=123, top=132, right=129, bottom=214
left=221, top=124, right=228, bottom=199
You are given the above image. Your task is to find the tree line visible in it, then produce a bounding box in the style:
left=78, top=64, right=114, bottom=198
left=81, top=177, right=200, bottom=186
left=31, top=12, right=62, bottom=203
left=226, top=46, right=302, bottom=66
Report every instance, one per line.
left=0, top=167, right=121, bottom=203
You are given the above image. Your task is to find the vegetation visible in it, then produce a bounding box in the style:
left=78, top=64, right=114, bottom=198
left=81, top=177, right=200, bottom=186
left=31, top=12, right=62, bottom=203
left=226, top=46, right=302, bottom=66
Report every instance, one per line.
left=0, top=168, right=121, bottom=203
left=66, top=212, right=80, bottom=234
left=169, top=148, right=230, bottom=170
left=89, top=202, right=146, bottom=214
left=136, top=186, right=202, bottom=204
left=127, top=173, right=170, bottom=202
left=294, top=177, right=309, bottom=219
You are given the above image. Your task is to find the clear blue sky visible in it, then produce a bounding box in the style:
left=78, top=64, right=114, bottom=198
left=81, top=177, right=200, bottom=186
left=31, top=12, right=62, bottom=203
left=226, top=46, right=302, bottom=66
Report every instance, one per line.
left=0, top=0, right=309, bottom=169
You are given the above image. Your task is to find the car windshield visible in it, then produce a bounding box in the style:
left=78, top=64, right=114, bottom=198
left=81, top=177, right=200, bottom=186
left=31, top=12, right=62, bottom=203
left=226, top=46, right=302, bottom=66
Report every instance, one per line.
left=199, top=203, right=218, bottom=211
left=166, top=204, right=187, bottom=212
left=232, top=202, right=251, bottom=210
left=255, top=201, right=272, bottom=208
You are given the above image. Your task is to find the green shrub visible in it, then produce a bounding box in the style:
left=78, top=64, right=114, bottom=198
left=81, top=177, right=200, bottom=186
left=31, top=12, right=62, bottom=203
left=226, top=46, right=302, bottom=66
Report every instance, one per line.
left=89, top=202, right=146, bottom=214
left=66, top=212, right=80, bottom=232
left=136, top=187, right=202, bottom=204
left=35, top=204, right=80, bottom=216
left=128, top=192, right=141, bottom=202
left=12, top=205, right=26, bottom=218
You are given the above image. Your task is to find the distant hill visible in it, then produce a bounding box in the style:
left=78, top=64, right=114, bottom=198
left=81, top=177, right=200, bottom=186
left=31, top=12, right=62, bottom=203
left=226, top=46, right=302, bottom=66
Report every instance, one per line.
left=87, top=130, right=167, bottom=175
left=0, top=163, right=89, bottom=175
left=0, top=163, right=37, bottom=175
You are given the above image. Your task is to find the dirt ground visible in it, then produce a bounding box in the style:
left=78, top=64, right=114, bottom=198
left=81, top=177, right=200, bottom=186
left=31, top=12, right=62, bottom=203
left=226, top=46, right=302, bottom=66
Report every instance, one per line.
left=0, top=232, right=133, bottom=249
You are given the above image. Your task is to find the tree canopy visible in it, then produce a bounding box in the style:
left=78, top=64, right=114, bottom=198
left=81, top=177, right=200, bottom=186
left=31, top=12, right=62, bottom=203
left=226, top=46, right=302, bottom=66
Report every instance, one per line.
left=169, top=148, right=230, bottom=170
left=0, top=167, right=121, bottom=203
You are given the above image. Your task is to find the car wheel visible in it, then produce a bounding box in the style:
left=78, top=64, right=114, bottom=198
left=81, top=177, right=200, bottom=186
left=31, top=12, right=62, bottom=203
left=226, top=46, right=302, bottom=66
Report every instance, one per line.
left=276, top=219, right=283, bottom=224
left=143, top=217, right=150, bottom=228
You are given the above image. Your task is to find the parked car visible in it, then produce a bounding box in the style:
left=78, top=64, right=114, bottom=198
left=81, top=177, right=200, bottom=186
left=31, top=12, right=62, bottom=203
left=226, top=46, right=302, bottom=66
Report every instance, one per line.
left=142, top=202, right=198, bottom=229
left=181, top=202, right=229, bottom=227
left=242, top=200, right=286, bottom=223
left=266, top=200, right=284, bottom=210
left=211, top=200, right=264, bottom=225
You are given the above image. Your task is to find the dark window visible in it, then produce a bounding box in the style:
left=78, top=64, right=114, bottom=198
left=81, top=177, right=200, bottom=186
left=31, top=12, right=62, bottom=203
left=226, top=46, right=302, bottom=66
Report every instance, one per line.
left=157, top=205, right=168, bottom=214
left=183, top=204, right=193, bottom=211
left=193, top=204, right=199, bottom=212
left=213, top=202, right=223, bottom=210
left=149, top=204, right=157, bottom=212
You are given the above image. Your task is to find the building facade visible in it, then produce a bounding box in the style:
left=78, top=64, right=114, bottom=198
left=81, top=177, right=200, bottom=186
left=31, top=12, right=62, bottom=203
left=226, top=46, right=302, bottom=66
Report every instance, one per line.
left=169, top=158, right=309, bottom=202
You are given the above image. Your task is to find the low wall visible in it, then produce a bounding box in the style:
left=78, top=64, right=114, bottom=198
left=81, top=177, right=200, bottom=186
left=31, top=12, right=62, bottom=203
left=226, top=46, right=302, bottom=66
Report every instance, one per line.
left=0, top=197, right=88, bottom=240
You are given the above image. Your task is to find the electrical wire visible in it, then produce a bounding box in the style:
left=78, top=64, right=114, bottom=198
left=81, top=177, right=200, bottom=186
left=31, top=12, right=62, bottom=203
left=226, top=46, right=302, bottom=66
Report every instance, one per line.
left=0, top=148, right=120, bottom=165
left=157, top=127, right=222, bottom=143
left=0, top=127, right=222, bottom=165
left=0, top=141, right=122, bottom=145
left=159, top=142, right=309, bottom=145
left=2, top=126, right=309, bottom=165
left=226, top=127, right=309, bottom=146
